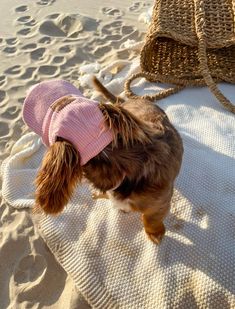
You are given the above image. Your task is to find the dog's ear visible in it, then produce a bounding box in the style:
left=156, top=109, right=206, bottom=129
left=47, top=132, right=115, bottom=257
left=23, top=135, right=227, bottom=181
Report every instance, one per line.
left=34, top=139, right=82, bottom=215
left=99, top=103, right=154, bottom=147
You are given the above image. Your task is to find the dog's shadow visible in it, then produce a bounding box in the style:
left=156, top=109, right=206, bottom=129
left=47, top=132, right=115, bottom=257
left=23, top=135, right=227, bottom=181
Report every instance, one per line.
left=157, top=135, right=235, bottom=300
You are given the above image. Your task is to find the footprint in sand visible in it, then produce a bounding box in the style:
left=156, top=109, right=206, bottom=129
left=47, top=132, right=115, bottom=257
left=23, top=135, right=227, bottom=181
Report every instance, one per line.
left=102, top=21, right=123, bottom=35
left=38, top=36, right=52, bottom=45
left=14, top=254, right=47, bottom=286
left=101, top=7, right=123, bottom=19
left=98, top=20, right=137, bottom=51
left=129, top=2, right=151, bottom=13
left=17, top=27, right=32, bottom=37
left=17, top=16, right=37, bottom=27
left=94, top=45, right=112, bottom=58
left=25, top=19, right=37, bottom=27
left=122, top=25, right=135, bottom=35
left=17, top=16, right=31, bottom=24
left=4, top=65, right=22, bottom=76
left=8, top=119, right=25, bottom=142
left=15, top=5, right=28, bottom=13
left=0, top=90, right=6, bottom=106
left=0, top=122, right=9, bottom=137
left=22, top=43, right=37, bottom=51
left=52, top=56, right=66, bottom=65
left=59, top=45, right=72, bottom=53
left=104, top=34, right=122, bottom=41
left=30, top=47, right=46, bottom=61
left=17, top=97, right=25, bottom=104
left=104, top=24, right=137, bottom=47
left=2, top=106, right=21, bottom=120
left=39, top=14, right=98, bottom=38
left=36, top=0, right=56, bottom=6
left=20, top=67, right=37, bottom=80
left=47, top=13, right=60, bottom=19
left=38, top=65, right=59, bottom=76
left=0, top=76, right=7, bottom=88
left=6, top=38, right=19, bottom=46
left=129, top=2, right=142, bottom=12
left=39, top=20, right=65, bottom=37
left=2, top=47, right=17, bottom=54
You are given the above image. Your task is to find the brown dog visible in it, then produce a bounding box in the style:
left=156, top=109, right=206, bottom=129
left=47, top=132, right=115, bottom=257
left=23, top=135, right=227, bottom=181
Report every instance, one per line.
left=27, top=77, right=183, bottom=244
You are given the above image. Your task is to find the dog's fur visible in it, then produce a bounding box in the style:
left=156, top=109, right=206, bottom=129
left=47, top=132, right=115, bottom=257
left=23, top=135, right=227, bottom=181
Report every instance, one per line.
left=34, top=77, right=183, bottom=243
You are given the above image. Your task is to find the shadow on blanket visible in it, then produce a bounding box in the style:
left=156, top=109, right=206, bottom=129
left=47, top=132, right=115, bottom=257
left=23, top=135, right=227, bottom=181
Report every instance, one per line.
left=160, top=137, right=234, bottom=296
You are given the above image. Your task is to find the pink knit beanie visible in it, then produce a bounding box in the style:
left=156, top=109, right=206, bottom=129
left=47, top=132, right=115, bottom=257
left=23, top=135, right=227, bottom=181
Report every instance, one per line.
left=23, top=80, right=113, bottom=165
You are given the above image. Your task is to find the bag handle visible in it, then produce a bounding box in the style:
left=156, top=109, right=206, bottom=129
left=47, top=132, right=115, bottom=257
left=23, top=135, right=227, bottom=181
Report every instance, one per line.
left=124, top=70, right=223, bottom=101
left=195, top=0, right=235, bottom=114
left=124, top=71, right=220, bottom=101
left=124, top=72, right=185, bottom=101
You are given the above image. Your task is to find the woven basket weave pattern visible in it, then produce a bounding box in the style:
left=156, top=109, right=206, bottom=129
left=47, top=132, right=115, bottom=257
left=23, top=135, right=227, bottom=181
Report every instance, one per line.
left=125, top=0, right=235, bottom=113
left=141, top=38, right=235, bottom=83
left=149, top=0, right=235, bottom=47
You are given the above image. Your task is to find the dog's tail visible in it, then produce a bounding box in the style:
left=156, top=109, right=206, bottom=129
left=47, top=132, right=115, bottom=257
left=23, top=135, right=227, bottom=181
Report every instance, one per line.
left=92, top=76, right=124, bottom=104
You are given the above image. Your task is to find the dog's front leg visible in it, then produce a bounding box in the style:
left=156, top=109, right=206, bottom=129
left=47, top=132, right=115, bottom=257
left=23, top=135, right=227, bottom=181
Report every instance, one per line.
left=142, top=202, right=170, bottom=244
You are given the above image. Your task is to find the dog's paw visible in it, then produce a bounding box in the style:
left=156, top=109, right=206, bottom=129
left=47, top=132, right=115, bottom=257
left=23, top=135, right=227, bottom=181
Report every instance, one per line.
left=92, top=190, right=108, bottom=200
left=146, top=231, right=165, bottom=244
left=145, top=224, right=166, bottom=244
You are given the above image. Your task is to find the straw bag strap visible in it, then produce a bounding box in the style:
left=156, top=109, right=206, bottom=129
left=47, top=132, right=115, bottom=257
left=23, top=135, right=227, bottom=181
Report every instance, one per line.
left=124, top=72, right=185, bottom=101
left=195, top=0, right=235, bottom=114
left=124, top=70, right=216, bottom=101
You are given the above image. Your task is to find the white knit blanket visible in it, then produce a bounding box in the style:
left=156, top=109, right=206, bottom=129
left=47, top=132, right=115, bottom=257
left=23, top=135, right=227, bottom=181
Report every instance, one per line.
left=1, top=55, right=235, bottom=308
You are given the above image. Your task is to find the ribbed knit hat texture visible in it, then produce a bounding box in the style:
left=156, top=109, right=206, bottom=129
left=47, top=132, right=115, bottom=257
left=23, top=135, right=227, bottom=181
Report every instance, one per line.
left=23, top=80, right=113, bottom=165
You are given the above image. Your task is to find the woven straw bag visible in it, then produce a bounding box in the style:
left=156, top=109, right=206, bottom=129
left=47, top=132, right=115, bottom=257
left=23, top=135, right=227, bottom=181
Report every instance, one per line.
left=125, top=0, right=235, bottom=113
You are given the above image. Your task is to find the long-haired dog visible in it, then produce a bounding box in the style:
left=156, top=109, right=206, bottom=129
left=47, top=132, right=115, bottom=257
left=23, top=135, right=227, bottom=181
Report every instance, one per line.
left=23, top=78, right=183, bottom=244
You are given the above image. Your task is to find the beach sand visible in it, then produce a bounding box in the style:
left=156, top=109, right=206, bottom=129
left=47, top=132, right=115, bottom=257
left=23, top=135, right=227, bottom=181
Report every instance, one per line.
left=0, top=1, right=151, bottom=308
